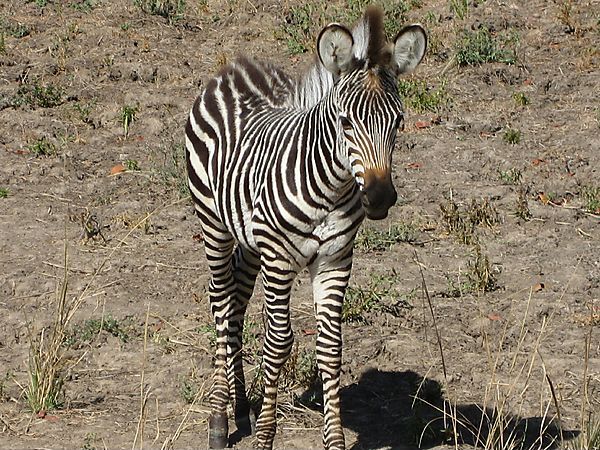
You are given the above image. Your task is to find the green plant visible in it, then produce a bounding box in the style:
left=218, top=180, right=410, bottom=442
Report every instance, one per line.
left=455, top=27, right=517, bottom=66
left=124, top=159, right=140, bottom=171
left=397, top=79, right=449, bottom=113
left=498, top=167, right=522, bottom=185
left=355, top=222, right=418, bottom=251
left=64, top=316, right=130, bottom=348
left=27, top=137, right=56, bottom=157
left=280, top=347, right=319, bottom=389
left=581, top=185, right=600, bottom=214
left=27, top=0, right=49, bottom=6
left=503, top=128, right=521, bottom=145
left=154, top=142, right=189, bottom=198
left=134, top=0, right=185, bottom=24
left=0, top=32, right=5, bottom=54
left=15, top=82, right=64, bottom=108
left=179, top=376, right=199, bottom=404
left=513, top=91, right=530, bottom=106
left=0, top=188, right=8, bottom=198
left=279, top=3, right=319, bottom=54
left=72, top=100, right=95, bottom=125
left=9, top=22, right=30, bottom=38
left=120, top=22, right=131, bottom=31
left=120, top=104, right=138, bottom=138
left=343, top=271, right=410, bottom=323
left=70, top=0, right=96, bottom=12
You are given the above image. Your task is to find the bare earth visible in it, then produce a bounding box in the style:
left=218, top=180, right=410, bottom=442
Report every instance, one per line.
left=0, top=1, right=598, bottom=449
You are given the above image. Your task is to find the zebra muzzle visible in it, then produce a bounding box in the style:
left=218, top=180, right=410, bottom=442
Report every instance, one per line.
left=361, top=170, right=398, bottom=220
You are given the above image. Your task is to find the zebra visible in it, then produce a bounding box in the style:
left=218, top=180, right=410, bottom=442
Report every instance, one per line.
left=185, top=6, right=426, bottom=449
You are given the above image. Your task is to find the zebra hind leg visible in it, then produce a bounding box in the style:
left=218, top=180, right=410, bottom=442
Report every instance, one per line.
left=228, top=246, right=261, bottom=441
left=203, top=225, right=236, bottom=449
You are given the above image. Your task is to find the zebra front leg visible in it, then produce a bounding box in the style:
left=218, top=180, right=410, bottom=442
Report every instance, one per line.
left=310, top=256, right=353, bottom=450
left=255, top=262, right=297, bottom=450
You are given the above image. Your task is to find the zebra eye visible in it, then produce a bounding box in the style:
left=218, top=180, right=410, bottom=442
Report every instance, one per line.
left=339, top=115, right=353, bottom=131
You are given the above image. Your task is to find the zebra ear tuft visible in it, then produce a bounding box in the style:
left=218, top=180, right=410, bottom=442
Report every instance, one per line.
left=317, top=24, right=355, bottom=77
left=392, top=24, right=427, bottom=75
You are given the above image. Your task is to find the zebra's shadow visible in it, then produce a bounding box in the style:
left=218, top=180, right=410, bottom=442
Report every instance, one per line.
left=337, top=369, right=577, bottom=450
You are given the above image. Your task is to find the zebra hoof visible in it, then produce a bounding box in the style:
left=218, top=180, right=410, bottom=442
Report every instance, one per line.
left=208, top=413, right=229, bottom=449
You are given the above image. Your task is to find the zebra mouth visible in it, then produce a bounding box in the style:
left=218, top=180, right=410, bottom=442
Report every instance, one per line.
left=360, top=193, right=392, bottom=220
left=364, top=205, right=390, bottom=220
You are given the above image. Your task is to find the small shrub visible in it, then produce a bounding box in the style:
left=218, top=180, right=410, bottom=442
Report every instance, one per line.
left=124, top=159, right=140, bottom=171
left=397, top=79, right=449, bottom=113
left=467, top=244, right=496, bottom=292
left=455, top=27, right=517, bottom=66
left=27, top=137, right=56, bottom=157
left=134, top=0, right=185, bottom=24
left=179, top=376, right=199, bottom=404
left=343, top=271, right=410, bottom=323
left=64, top=316, right=130, bottom=348
left=0, top=188, right=8, bottom=198
left=498, top=167, right=522, bottom=185
left=513, top=92, right=530, bottom=106
left=515, top=186, right=532, bottom=221
left=15, top=82, right=64, bottom=108
left=281, top=347, right=319, bottom=390
left=440, top=196, right=499, bottom=245
left=503, top=128, right=521, bottom=145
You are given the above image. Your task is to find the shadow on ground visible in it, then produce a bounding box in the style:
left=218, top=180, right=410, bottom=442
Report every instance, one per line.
left=334, top=369, right=578, bottom=450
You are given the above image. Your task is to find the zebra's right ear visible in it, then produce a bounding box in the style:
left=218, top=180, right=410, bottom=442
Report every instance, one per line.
left=317, top=24, right=355, bottom=77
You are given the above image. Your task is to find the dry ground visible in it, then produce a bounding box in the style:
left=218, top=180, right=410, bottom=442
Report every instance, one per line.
left=0, top=0, right=599, bottom=449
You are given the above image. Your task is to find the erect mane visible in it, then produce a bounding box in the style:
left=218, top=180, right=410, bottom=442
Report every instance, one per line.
left=353, top=6, right=391, bottom=67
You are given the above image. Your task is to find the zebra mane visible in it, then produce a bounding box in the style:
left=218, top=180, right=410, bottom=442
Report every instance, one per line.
left=291, top=6, right=391, bottom=109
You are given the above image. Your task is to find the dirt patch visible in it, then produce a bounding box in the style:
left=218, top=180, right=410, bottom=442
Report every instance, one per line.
left=0, top=0, right=598, bottom=449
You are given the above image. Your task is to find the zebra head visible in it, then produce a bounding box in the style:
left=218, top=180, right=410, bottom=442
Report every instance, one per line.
left=317, top=7, right=427, bottom=220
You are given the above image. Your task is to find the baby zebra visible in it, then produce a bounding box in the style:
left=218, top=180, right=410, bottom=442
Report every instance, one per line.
left=185, top=6, right=426, bottom=449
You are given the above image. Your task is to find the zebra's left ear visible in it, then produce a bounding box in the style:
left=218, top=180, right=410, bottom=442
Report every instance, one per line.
left=392, top=24, right=427, bottom=75
left=317, top=24, right=355, bottom=77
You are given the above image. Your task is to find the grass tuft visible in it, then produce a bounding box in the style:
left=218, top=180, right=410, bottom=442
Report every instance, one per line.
left=581, top=185, right=600, bottom=214
left=15, top=82, right=64, bottom=108
left=397, top=79, right=450, bottom=113
left=503, top=128, right=521, bottom=145
left=355, top=222, right=418, bottom=252
left=0, top=187, right=8, bottom=198
left=498, top=167, right=522, bottom=185
left=455, top=27, right=517, bottom=66
left=27, top=137, right=57, bottom=157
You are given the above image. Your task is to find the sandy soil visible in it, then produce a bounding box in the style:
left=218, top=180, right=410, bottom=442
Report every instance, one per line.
left=0, top=0, right=598, bottom=449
